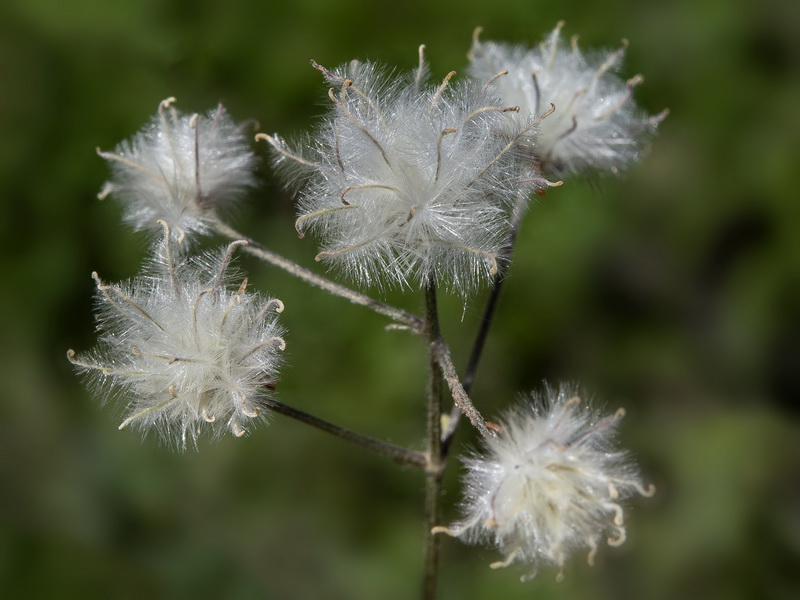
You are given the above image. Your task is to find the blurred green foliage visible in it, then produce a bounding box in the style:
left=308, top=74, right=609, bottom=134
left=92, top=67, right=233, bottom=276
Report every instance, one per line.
left=1, top=0, right=799, bottom=598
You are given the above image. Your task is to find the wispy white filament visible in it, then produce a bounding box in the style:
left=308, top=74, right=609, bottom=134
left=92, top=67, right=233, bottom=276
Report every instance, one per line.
left=266, top=55, right=544, bottom=293
left=469, top=24, right=667, bottom=178
left=435, top=383, right=654, bottom=581
left=97, top=97, right=258, bottom=242
left=69, top=226, right=286, bottom=449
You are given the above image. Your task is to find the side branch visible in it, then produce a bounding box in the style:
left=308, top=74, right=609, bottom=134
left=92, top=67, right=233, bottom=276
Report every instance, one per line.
left=463, top=194, right=527, bottom=394
left=443, top=194, right=529, bottom=447
left=431, top=337, right=490, bottom=438
left=261, top=397, right=426, bottom=468
left=213, top=220, right=424, bottom=333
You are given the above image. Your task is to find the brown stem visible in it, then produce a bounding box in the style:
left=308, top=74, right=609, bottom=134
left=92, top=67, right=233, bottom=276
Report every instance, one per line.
left=261, top=397, right=426, bottom=468
left=421, top=277, right=444, bottom=600
left=213, top=220, right=425, bottom=333
left=432, top=338, right=489, bottom=438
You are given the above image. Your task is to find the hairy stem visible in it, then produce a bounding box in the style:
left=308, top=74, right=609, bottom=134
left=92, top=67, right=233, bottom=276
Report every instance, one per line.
left=213, top=220, right=424, bottom=333
left=261, top=397, right=426, bottom=468
left=422, top=277, right=444, bottom=600
left=443, top=195, right=528, bottom=447
left=433, top=339, right=489, bottom=438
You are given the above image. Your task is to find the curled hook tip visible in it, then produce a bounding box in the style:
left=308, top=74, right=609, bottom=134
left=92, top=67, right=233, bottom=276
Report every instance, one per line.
left=97, top=182, right=113, bottom=200
left=327, top=87, right=339, bottom=104
left=230, top=239, right=249, bottom=248
left=607, top=529, right=627, bottom=546
left=156, top=219, right=173, bottom=241
left=270, top=337, right=287, bottom=351
left=241, top=405, right=260, bottom=418
left=628, top=74, right=645, bottom=86
left=267, top=299, right=285, bottom=313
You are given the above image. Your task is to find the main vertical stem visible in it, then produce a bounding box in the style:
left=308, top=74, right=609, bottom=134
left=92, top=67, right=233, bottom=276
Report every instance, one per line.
left=422, top=277, right=444, bottom=600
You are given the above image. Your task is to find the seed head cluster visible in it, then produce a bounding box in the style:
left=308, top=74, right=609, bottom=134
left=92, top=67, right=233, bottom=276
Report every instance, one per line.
left=97, top=97, right=258, bottom=242
left=69, top=228, right=285, bottom=449
left=468, top=23, right=667, bottom=178
left=435, top=384, right=655, bottom=581
left=72, top=24, right=661, bottom=586
left=265, top=55, right=546, bottom=292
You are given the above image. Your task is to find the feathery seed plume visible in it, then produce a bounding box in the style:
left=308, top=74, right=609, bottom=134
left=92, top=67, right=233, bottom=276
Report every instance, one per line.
left=469, top=24, right=667, bottom=178
left=68, top=224, right=286, bottom=449
left=97, top=98, right=258, bottom=242
left=434, top=383, right=654, bottom=581
left=264, top=53, right=548, bottom=292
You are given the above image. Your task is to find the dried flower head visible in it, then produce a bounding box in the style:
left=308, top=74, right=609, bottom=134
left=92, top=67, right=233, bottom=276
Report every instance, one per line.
left=469, top=23, right=668, bottom=178
left=434, top=383, right=654, bottom=581
left=68, top=223, right=286, bottom=449
left=263, top=52, right=548, bottom=292
left=97, top=98, right=258, bottom=242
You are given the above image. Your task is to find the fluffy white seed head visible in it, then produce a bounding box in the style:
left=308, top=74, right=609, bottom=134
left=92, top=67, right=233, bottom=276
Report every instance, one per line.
left=68, top=226, right=286, bottom=450
left=97, top=98, right=258, bottom=243
left=469, top=24, right=667, bottom=178
left=265, top=54, right=545, bottom=293
left=435, top=383, right=654, bottom=581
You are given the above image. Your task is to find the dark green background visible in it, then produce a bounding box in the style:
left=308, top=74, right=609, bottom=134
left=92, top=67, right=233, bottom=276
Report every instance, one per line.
left=1, top=0, right=798, bottom=598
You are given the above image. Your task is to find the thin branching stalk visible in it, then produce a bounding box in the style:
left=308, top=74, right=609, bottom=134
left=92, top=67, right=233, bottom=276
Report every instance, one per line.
left=433, top=338, right=490, bottom=438
left=443, top=194, right=528, bottom=448
left=213, top=220, right=424, bottom=333
left=261, top=397, right=426, bottom=468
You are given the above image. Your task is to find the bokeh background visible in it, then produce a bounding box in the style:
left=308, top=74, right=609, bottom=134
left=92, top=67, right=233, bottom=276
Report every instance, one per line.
left=1, top=0, right=799, bottom=598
